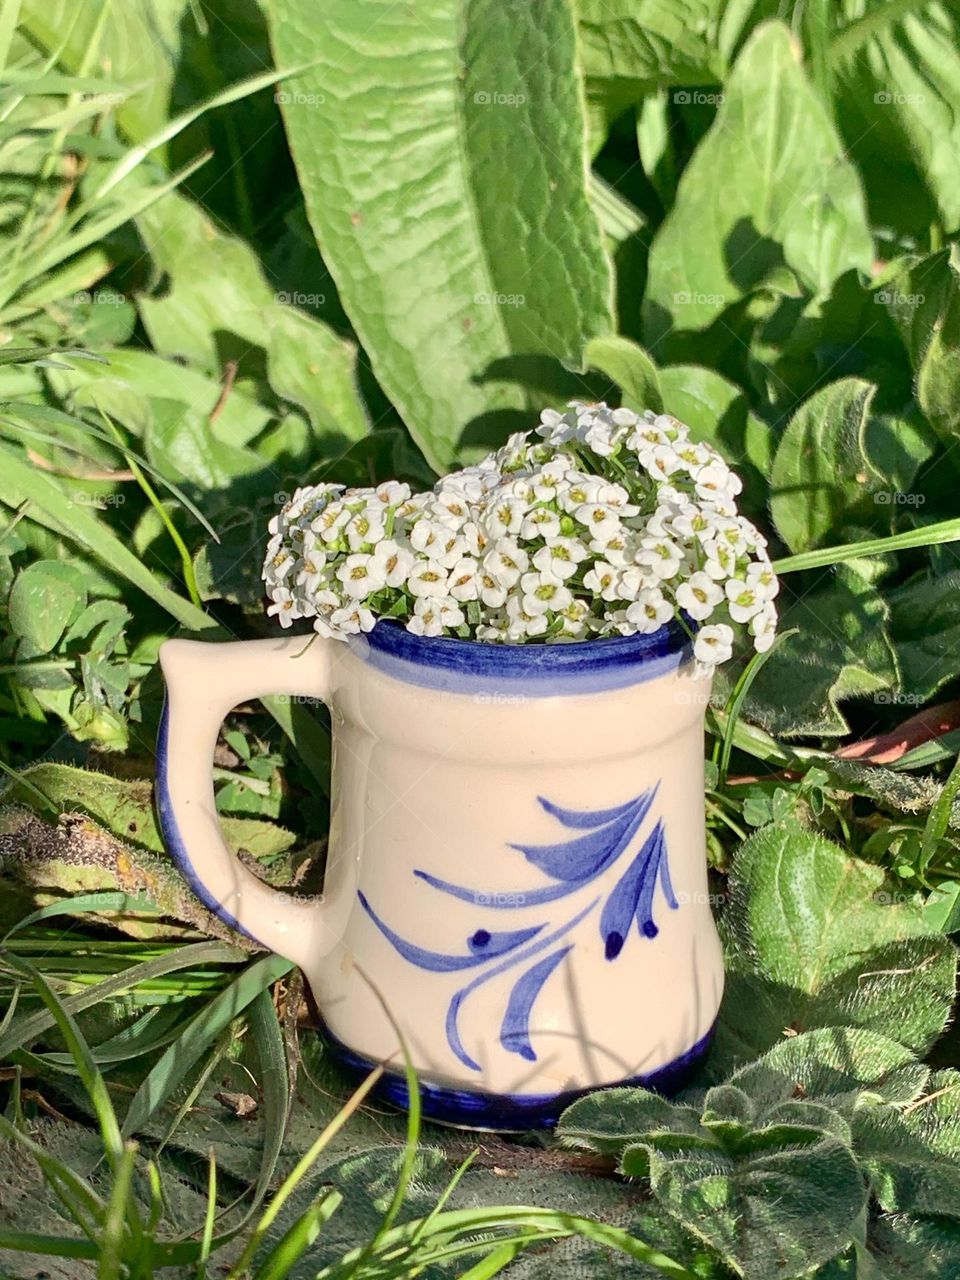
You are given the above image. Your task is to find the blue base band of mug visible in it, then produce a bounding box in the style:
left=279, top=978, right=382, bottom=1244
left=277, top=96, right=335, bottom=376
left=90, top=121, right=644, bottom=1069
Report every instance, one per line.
left=321, top=1021, right=715, bottom=1131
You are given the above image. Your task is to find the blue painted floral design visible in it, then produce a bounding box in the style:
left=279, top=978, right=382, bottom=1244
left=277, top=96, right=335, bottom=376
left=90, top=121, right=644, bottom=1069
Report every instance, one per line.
left=358, top=787, right=676, bottom=1071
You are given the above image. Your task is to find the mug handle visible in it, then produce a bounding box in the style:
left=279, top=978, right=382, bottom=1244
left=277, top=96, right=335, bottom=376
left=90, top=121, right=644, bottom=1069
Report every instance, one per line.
left=156, top=635, right=339, bottom=968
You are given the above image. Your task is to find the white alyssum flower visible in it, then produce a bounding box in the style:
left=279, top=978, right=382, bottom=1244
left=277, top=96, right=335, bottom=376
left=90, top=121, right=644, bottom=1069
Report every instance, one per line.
left=261, top=400, right=779, bottom=676
left=675, top=572, right=725, bottom=622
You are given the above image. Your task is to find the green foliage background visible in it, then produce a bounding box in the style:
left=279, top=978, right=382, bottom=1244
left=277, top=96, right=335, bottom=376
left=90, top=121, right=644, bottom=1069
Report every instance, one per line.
left=3, top=1, right=960, bottom=1277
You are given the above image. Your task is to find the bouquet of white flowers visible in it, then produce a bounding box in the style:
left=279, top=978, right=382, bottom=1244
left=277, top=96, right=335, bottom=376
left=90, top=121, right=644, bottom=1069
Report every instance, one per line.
left=262, top=402, right=778, bottom=678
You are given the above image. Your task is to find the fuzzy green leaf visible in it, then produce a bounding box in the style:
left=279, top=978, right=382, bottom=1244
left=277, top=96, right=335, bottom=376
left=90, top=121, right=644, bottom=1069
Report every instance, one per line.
left=269, top=0, right=614, bottom=471
left=643, top=21, right=872, bottom=351
left=8, top=560, right=87, bottom=652
left=729, top=1028, right=929, bottom=1112
left=743, top=567, right=899, bottom=737
left=646, top=1135, right=865, bottom=1278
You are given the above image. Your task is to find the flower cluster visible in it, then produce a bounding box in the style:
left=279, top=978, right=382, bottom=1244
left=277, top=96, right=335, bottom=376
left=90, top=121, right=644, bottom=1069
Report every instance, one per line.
left=262, top=403, right=778, bottom=676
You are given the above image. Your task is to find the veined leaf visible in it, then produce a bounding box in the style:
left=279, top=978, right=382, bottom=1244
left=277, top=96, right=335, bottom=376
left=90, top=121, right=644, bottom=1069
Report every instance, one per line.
left=643, top=21, right=872, bottom=351
left=833, top=1, right=960, bottom=238
left=577, top=0, right=726, bottom=104
left=268, top=0, right=614, bottom=470
left=743, top=566, right=899, bottom=737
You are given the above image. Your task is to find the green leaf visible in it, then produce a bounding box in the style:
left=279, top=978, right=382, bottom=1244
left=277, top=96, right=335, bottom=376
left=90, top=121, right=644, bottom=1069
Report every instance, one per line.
left=576, top=0, right=726, bottom=104
left=47, top=348, right=273, bottom=445
left=582, top=336, right=663, bottom=414
left=269, top=0, right=614, bottom=470
left=729, top=1028, right=930, bottom=1111
left=121, top=952, right=293, bottom=1136
left=882, top=245, right=960, bottom=441
left=0, top=444, right=211, bottom=630
left=136, top=191, right=275, bottom=370
left=853, top=1104, right=960, bottom=1220
left=833, top=4, right=960, bottom=238
left=714, top=824, right=956, bottom=1067
left=558, top=1089, right=708, bottom=1158
left=643, top=21, right=872, bottom=351
left=889, top=570, right=960, bottom=703
left=260, top=304, right=370, bottom=442
left=744, top=567, right=899, bottom=737
left=856, top=1214, right=960, bottom=1279
left=658, top=363, right=773, bottom=518
left=8, top=560, right=87, bottom=652
left=770, top=379, right=876, bottom=554
left=145, top=398, right=264, bottom=491
left=2, top=761, right=298, bottom=860
left=645, top=1135, right=865, bottom=1278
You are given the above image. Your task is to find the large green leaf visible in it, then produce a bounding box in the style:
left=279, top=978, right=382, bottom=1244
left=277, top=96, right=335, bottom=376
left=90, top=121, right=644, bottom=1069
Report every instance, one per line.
left=268, top=0, right=614, bottom=470
left=833, top=2, right=960, bottom=238
left=888, top=570, right=960, bottom=702
left=743, top=566, right=899, bottom=737
left=770, top=377, right=934, bottom=554
left=576, top=0, right=726, bottom=110
left=729, top=1028, right=930, bottom=1111
left=643, top=21, right=872, bottom=351
left=853, top=1104, right=960, bottom=1220
left=645, top=1136, right=865, bottom=1278
left=713, top=824, right=956, bottom=1069
left=882, top=246, right=960, bottom=441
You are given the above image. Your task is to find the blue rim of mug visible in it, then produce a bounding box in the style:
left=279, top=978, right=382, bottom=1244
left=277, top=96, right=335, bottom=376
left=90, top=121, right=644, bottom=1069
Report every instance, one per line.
left=322, top=1018, right=716, bottom=1131
left=350, top=618, right=694, bottom=696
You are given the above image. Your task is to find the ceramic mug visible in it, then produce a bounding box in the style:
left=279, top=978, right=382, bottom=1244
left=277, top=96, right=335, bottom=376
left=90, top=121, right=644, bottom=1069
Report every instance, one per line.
left=156, top=621, right=723, bottom=1129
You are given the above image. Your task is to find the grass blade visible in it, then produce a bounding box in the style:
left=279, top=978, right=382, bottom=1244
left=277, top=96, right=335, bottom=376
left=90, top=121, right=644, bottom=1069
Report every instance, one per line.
left=91, top=64, right=312, bottom=203
left=772, top=517, right=960, bottom=573
left=243, top=988, right=291, bottom=1218
left=0, top=440, right=212, bottom=628
left=0, top=1231, right=98, bottom=1259
left=226, top=1062, right=385, bottom=1280
left=121, top=953, right=292, bottom=1136
left=4, top=953, right=124, bottom=1165
left=0, top=941, right=244, bottom=1059
left=252, top=1189, right=343, bottom=1280
left=716, top=628, right=798, bottom=787
left=97, top=1142, right=138, bottom=1280
left=3, top=891, right=158, bottom=939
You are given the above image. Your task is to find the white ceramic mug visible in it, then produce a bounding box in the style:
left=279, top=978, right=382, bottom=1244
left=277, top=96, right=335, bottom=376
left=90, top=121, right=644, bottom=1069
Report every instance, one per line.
left=157, top=622, right=723, bottom=1129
